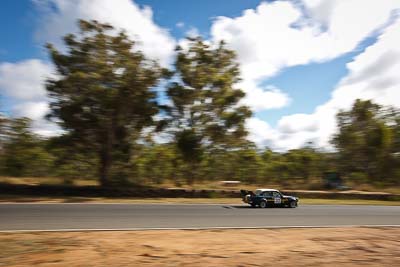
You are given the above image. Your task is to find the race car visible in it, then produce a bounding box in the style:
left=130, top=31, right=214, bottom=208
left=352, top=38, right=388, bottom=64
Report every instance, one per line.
left=240, top=188, right=299, bottom=208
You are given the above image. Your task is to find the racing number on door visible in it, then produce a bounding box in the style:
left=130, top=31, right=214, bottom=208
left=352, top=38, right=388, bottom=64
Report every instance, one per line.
left=274, top=198, right=281, bottom=204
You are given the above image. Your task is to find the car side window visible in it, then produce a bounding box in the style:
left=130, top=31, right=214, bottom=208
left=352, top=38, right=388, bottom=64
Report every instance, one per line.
left=262, top=191, right=273, bottom=197
left=272, top=191, right=281, bottom=198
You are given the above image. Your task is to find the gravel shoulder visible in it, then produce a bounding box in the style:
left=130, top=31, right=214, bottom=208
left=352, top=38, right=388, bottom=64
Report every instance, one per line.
left=1, top=227, right=399, bottom=266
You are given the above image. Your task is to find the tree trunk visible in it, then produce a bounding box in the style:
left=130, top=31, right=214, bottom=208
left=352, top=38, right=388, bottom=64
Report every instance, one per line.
left=99, top=149, right=111, bottom=187
left=186, top=161, right=198, bottom=185
left=99, top=129, right=113, bottom=187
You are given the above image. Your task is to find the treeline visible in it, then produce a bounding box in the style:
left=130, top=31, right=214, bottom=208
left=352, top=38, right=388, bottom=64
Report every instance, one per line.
left=0, top=101, right=399, bottom=188
left=0, top=117, right=332, bottom=187
left=0, top=20, right=399, bottom=188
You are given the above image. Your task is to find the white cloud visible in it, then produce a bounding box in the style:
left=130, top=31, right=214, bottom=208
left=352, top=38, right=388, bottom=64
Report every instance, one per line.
left=185, top=27, right=200, bottom=38
left=34, top=0, right=176, bottom=66
left=0, top=59, right=52, bottom=100
left=211, top=0, right=399, bottom=81
left=0, top=59, right=61, bottom=136
left=246, top=117, right=278, bottom=148
left=239, top=82, right=291, bottom=111
left=13, top=101, right=48, bottom=120
left=277, top=114, right=318, bottom=134
left=211, top=0, right=400, bottom=113
left=246, top=117, right=319, bottom=152
left=248, top=18, right=400, bottom=150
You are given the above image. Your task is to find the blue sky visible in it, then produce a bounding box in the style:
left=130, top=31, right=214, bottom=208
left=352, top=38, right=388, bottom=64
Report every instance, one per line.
left=1, top=1, right=38, bottom=62
left=1, top=0, right=399, bottom=150
left=1, top=0, right=262, bottom=61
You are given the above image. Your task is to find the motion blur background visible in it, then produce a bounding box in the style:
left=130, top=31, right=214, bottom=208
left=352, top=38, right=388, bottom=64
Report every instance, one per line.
left=0, top=0, right=399, bottom=192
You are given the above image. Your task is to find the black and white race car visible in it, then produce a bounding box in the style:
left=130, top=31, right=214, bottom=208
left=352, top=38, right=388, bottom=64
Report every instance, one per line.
left=241, top=188, right=299, bottom=208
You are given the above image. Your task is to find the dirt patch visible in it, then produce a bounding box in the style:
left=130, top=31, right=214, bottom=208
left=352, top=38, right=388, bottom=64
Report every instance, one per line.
left=0, top=227, right=399, bottom=266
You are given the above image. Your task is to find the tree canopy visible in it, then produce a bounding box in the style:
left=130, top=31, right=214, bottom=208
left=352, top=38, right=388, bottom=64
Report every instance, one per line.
left=46, top=20, right=164, bottom=186
left=164, top=38, right=252, bottom=183
left=332, top=99, right=399, bottom=184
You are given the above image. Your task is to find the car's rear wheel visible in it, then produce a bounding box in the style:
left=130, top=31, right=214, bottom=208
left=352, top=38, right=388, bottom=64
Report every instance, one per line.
left=259, top=200, right=267, bottom=208
left=289, top=201, right=297, bottom=208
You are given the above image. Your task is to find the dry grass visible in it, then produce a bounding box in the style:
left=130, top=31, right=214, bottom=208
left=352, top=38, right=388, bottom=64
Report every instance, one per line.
left=0, top=227, right=399, bottom=266
left=0, top=176, right=99, bottom=186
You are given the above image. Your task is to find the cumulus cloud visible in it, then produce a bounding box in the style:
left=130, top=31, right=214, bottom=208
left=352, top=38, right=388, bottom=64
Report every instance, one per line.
left=212, top=0, right=399, bottom=81
left=246, top=117, right=318, bottom=151
left=248, top=18, right=400, bottom=150
left=239, top=82, right=291, bottom=111
left=34, top=0, right=176, bottom=66
left=211, top=0, right=399, bottom=113
left=0, top=59, right=51, bottom=100
left=185, top=27, right=200, bottom=38
left=0, top=59, right=60, bottom=135
left=246, top=117, right=276, bottom=147
left=12, top=101, right=48, bottom=121
left=277, top=114, right=318, bottom=134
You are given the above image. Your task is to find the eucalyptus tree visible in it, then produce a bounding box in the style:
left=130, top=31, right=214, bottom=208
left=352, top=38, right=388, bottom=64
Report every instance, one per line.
left=165, top=38, right=252, bottom=183
left=46, top=20, right=164, bottom=186
left=332, top=99, right=395, bottom=182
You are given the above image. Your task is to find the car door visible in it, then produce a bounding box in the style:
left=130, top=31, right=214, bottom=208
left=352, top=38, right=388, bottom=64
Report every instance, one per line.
left=261, top=191, right=274, bottom=207
left=271, top=191, right=282, bottom=207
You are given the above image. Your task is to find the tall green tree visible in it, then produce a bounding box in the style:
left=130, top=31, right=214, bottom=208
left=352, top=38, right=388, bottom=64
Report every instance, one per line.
left=46, top=134, right=98, bottom=182
left=46, top=20, right=163, bottom=186
left=332, top=99, right=394, bottom=183
left=165, top=38, right=252, bottom=183
left=1, top=118, right=53, bottom=177
left=284, top=148, right=321, bottom=181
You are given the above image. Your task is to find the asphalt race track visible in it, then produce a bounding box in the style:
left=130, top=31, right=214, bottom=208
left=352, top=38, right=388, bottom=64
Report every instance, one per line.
left=0, top=204, right=399, bottom=231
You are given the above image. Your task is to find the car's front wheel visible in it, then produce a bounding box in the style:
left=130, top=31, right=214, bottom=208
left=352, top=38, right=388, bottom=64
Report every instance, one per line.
left=259, top=200, right=267, bottom=208
left=289, top=201, right=297, bottom=208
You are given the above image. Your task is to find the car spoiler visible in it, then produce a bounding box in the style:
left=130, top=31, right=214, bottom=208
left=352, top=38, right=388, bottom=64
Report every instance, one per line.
left=240, top=189, right=254, bottom=196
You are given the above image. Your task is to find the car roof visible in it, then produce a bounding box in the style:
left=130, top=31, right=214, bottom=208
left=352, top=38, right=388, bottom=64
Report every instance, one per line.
left=255, top=189, right=279, bottom=192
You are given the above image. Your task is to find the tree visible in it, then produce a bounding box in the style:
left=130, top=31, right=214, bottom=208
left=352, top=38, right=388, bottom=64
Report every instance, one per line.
left=165, top=38, right=252, bottom=183
left=46, top=135, right=98, bottom=183
left=233, top=147, right=264, bottom=183
left=332, top=99, right=395, bottom=183
left=46, top=20, right=163, bottom=186
left=1, top=118, right=53, bottom=177
left=132, top=143, right=177, bottom=184
left=284, top=148, right=321, bottom=181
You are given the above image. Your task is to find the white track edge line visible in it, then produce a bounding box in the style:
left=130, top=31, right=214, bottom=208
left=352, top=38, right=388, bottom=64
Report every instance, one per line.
left=1, top=225, right=399, bottom=233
